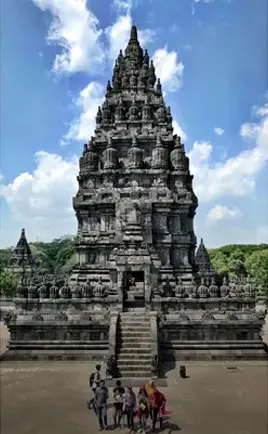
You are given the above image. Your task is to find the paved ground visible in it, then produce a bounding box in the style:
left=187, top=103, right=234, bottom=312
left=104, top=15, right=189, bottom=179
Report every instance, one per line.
left=1, top=321, right=268, bottom=434
left=1, top=360, right=267, bottom=434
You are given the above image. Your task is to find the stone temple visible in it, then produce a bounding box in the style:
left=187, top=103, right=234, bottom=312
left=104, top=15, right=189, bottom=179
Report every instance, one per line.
left=3, top=26, right=266, bottom=376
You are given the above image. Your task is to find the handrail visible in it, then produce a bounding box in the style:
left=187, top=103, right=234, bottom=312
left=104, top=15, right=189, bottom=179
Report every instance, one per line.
left=105, top=309, right=119, bottom=379
left=149, top=311, right=160, bottom=378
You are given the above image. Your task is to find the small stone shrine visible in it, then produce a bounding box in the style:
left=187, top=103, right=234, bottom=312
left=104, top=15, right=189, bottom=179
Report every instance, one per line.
left=3, top=26, right=266, bottom=374
left=8, top=229, right=34, bottom=277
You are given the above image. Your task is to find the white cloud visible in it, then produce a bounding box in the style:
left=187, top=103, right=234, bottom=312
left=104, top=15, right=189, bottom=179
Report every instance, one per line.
left=105, top=13, right=154, bottom=62
left=207, top=205, right=242, bottom=224
left=188, top=102, right=268, bottom=202
left=214, top=127, right=224, bottom=136
left=62, top=81, right=105, bottom=145
left=173, top=121, right=187, bottom=142
left=0, top=152, right=78, bottom=241
left=31, top=0, right=105, bottom=75
left=152, top=47, right=184, bottom=92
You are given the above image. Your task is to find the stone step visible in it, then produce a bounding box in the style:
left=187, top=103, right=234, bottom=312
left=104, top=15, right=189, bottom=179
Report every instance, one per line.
left=118, top=323, right=151, bottom=332
left=117, top=354, right=151, bottom=361
left=117, top=348, right=151, bottom=355
left=120, top=316, right=148, bottom=321
left=118, top=331, right=151, bottom=338
left=118, top=319, right=150, bottom=328
left=118, top=370, right=152, bottom=377
left=117, top=358, right=151, bottom=365
left=117, top=339, right=151, bottom=345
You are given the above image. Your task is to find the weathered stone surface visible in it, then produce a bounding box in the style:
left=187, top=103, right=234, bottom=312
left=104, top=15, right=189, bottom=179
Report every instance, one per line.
left=4, top=25, right=266, bottom=367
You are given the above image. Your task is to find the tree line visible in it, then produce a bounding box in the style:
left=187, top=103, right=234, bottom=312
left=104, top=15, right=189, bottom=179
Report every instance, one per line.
left=0, top=238, right=267, bottom=297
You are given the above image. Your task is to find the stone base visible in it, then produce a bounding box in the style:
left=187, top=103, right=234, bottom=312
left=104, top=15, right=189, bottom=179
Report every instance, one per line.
left=162, top=342, right=267, bottom=361
left=0, top=349, right=106, bottom=361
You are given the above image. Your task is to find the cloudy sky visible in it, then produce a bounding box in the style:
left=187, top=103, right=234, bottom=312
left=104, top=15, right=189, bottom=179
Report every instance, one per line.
left=1, top=0, right=267, bottom=248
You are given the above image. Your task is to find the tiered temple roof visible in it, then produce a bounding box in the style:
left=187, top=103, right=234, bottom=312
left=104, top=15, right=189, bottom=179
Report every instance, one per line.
left=195, top=238, right=215, bottom=275
left=9, top=228, right=34, bottom=273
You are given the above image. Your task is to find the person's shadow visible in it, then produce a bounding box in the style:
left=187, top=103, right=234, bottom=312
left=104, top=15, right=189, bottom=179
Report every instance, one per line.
left=153, top=421, right=182, bottom=433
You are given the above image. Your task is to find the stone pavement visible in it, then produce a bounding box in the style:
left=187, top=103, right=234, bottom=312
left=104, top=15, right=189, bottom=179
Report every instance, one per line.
left=1, top=360, right=267, bottom=434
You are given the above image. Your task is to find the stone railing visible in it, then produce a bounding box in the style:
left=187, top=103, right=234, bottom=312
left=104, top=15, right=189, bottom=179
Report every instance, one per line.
left=150, top=311, right=161, bottom=378
left=105, top=310, right=119, bottom=379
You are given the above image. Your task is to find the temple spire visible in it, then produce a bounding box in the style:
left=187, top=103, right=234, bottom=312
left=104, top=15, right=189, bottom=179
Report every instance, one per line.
left=130, top=25, right=138, bottom=42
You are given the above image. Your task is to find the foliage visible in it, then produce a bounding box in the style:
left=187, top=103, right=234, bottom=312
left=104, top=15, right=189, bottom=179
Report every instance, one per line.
left=0, top=269, right=18, bottom=297
left=245, top=250, right=268, bottom=295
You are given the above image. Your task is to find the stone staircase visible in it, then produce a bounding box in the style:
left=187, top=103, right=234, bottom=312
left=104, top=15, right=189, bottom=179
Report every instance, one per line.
left=116, top=309, right=152, bottom=378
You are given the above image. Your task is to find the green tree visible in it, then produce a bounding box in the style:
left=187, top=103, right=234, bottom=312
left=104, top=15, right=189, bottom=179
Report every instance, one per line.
left=245, top=249, right=268, bottom=295
left=228, top=248, right=246, bottom=277
left=211, top=252, right=229, bottom=275
left=0, top=269, right=18, bottom=297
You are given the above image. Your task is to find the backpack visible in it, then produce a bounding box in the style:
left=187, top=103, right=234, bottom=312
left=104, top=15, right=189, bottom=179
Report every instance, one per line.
left=89, top=373, right=95, bottom=387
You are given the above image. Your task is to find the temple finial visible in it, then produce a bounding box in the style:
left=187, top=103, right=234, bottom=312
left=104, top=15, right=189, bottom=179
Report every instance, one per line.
left=200, top=237, right=204, bottom=245
left=130, top=25, right=138, bottom=42
left=21, top=228, right=26, bottom=238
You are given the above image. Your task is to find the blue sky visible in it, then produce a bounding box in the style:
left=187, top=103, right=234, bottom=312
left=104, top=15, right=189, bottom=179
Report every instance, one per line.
left=0, top=0, right=267, bottom=248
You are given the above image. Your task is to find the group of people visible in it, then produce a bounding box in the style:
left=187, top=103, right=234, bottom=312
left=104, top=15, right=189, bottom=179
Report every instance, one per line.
left=88, top=364, right=171, bottom=432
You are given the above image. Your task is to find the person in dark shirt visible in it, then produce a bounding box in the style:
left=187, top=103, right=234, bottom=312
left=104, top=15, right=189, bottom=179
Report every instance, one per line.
left=112, top=380, right=125, bottom=429
left=94, top=380, right=109, bottom=430
left=88, top=364, right=101, bottom=411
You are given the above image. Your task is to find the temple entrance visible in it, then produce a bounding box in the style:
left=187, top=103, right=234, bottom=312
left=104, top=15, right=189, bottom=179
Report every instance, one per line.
left=123, top=270, right=145, bottom=309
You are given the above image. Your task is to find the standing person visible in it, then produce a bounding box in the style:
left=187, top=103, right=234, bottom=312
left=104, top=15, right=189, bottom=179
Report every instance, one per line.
left=136, top=386, right=149, bottom=433
left=112, top=380, right=125, bottom=429
left=88, top=364, right=102, bottom=410
left=94, top=380, right=109, bottom=431
left=148, top=382, right=171, bottom=432
left=123, top=385, right=136, bottom=433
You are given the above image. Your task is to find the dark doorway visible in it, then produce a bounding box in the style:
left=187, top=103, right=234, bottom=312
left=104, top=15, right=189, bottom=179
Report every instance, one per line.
left=123, top=270, right=145, bottom=309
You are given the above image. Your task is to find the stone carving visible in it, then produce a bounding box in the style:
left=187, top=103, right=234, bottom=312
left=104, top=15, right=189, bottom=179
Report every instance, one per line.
left=186, top=277, right=197, bottom=298
left=244, top=277, right=255, bottom=297
left=220, top=276, right=229, bottom=298
left=80, top=312, right=92, bottom=321
left=59, top=278, right=71, bottom=299
left=55, top=312, right=68, bottom=321
left=106, top=355, right=118, bottom=378
left=8, top=228, right=34, bottom=275
left=3, top=310, right=17, bottom=325
left=202, top=312, right=215, bottom=321
left=82, top=279, right=93, bottom=298
left=71, top=279, right=82, bottom=298
left=38, top=278, right=48, bottom=299
left=32, top=312, right=43, bottom=321
left=16, top=276, right=27, bottom=298
left=226, top=312, right=238, bottom=321
left=49, top=279, right=58, bottom=299
left=209, top=277, right=219, bottom=297
left=28, top=278, right=38, bottom=299
left=162, top=277, right=174, bottom=297
left=174, top=277, right=185, bottom=298
left=197, top=277, right=209, bottom=298
left=151, top=354, right=161, bottom=377
left=178, top=312, right=189, bottom=321
left=94, top=277, right=107, bottom=298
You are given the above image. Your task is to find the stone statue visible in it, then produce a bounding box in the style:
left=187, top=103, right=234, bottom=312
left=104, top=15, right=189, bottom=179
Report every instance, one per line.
left=162, top=277, right=174, bottom=297
left=49, top=278, right=58, bottom=299
left=55, top=312, right=68, bottom=321
left=151, top=354, right=161, bottom=377
left=174, top=277, right=185, bottom=298
left=59, top=278, right=71, bottom=299
left=38, top=277, right=48, bottom=299
left=82, top=279, right=93, bottom=298
left=208, top=277, right=219, bottom=297
left=106, top=355, right=118, bottom=378
left=28, top=278, right=38, bottom=299
left=32, top=312, right=43, bottom=321
left=220, top=276, right=229, bottom=298
left=244, top=277, right=255, bottom=297
left=197, top=277, right=209, bottom=298
left=71, top=279, right=82, bottom=298
left=94, top=277, right=107, bottom=298
left=3, top=310, right=17, bottom=325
